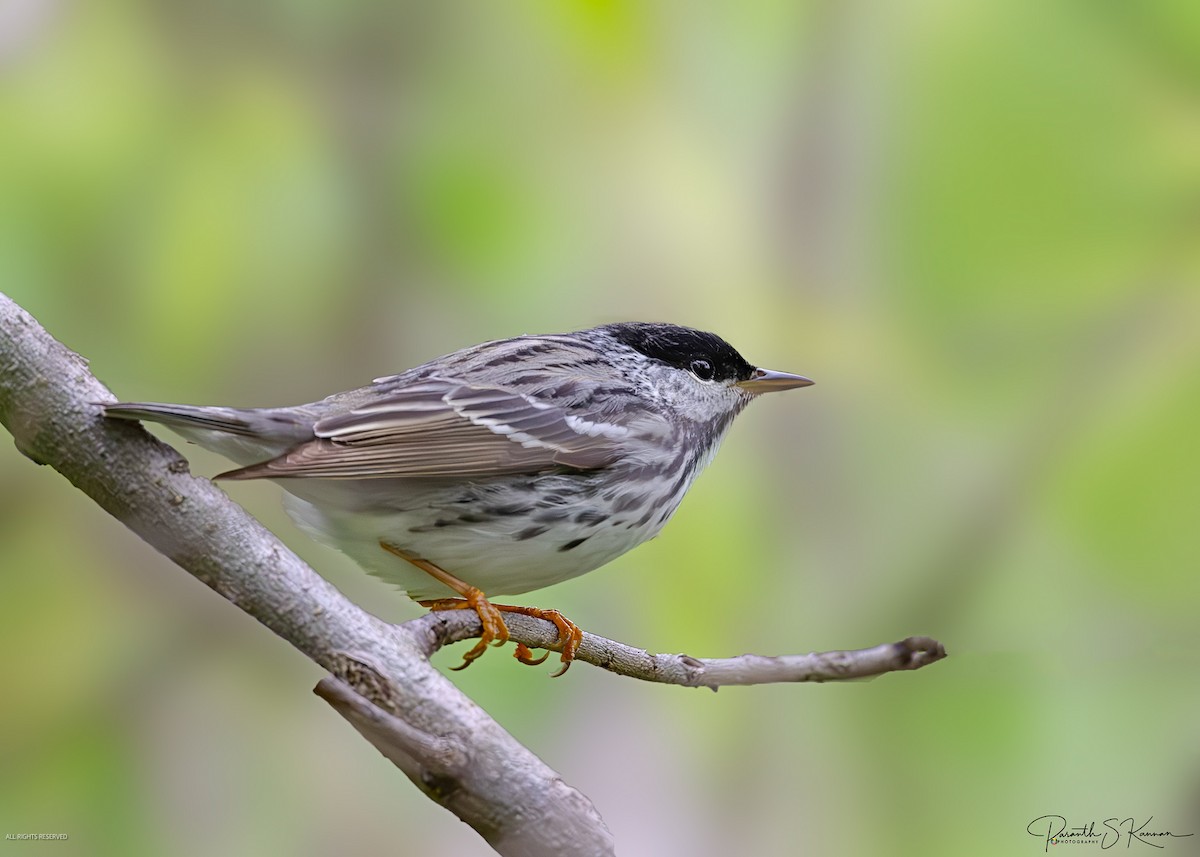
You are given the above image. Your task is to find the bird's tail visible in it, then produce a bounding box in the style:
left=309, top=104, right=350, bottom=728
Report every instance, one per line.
left=103, top=401, right=313, bottom=465
left=104, top=402, right=269, bottom=436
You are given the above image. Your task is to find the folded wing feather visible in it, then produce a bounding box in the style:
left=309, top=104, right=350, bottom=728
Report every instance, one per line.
left=217, top=379, right=630, bottom=480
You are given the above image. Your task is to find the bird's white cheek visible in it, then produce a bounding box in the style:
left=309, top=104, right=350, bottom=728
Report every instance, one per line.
left=660, top=376, right=744, bottom=425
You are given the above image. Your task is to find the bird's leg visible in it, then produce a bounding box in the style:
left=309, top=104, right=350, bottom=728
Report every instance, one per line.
left=379, top=543, right=506, bottom=670
left=379, top=542, right=583, bottom=675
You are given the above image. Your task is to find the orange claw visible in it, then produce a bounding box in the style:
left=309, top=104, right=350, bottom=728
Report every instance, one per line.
left=417, top=593, right=511, bottom=670
left=492, top=605, right=583, bottom=677
left=513, top=642, right=551, bottom=666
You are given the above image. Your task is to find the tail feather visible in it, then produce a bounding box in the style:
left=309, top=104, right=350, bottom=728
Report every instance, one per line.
left=103, top=402, right=264, bottom=436
left=102, top=401, right=314, bottom=470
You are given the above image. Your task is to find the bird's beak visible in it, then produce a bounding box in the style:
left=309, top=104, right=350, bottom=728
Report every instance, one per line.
left=736, top=368, right=814, bottom=394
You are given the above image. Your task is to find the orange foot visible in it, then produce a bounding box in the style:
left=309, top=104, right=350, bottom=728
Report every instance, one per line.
left=419, top=598, right=583, bottom=676
left=380, top=542, right=583, bottom=675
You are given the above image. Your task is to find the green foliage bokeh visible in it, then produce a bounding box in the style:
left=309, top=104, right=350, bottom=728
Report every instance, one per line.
left=2, top=2, right=1198, bottom=855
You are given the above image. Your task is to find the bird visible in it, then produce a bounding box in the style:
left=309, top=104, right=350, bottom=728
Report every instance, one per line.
left=104, top=322, right=812, bottom=674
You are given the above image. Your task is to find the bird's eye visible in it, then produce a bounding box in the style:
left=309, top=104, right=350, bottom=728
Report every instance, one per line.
left=689, top=359, right=714, bottom=380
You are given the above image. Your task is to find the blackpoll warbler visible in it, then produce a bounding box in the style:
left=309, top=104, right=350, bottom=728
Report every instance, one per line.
left=105, top=322, right=812, bottom=674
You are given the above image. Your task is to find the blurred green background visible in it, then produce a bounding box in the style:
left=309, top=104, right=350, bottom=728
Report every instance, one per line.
left=2, top=1, right=1199, bottom=855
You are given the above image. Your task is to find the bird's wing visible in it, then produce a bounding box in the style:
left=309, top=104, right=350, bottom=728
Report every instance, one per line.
left=218, top=378, right=645, bottom=480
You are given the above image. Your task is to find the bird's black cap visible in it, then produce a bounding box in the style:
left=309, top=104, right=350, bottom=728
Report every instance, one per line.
left=600, top=322, right=757, bottom=382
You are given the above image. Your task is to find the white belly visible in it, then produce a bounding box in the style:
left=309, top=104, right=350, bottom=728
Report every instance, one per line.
left=279, top=481, right=669, bottom=600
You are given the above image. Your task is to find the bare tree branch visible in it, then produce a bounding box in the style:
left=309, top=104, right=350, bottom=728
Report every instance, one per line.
left=0, top=292, right=945, bottom=854
left=412, top=610, right=945, bottom=688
